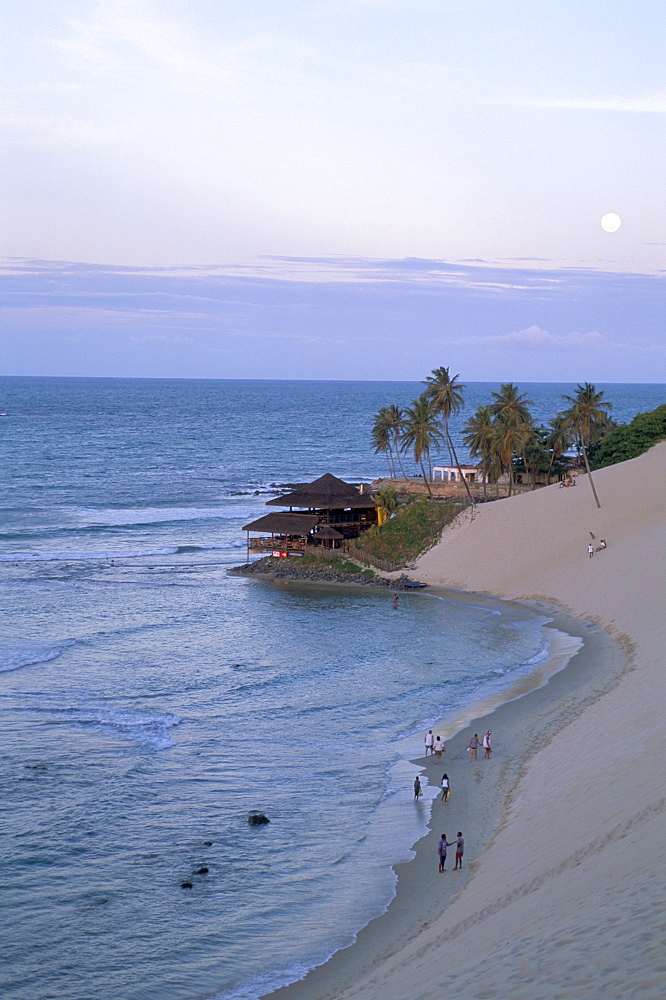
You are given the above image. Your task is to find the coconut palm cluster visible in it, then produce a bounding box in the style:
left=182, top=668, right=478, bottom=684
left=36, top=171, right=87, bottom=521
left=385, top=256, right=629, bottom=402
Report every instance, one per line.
left=372, top=371, right=613, bottom=508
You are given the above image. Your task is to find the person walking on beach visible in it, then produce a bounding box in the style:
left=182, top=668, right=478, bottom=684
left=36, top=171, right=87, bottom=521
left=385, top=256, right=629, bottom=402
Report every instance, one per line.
left=453, top=832, right=464, bottom=869
left=424, top=730, right=434, bottom=757
left=441, top=773, right=450, bottom=802
left=438, top=834, right=452, bottom=872
left=588, top=542, right=594, bottom=558
left=467, top=734, right=479, bottom=760
left=414, top=776, right=423, bottom=801
left=434, top=736, right=445, bottom=761
left=483, top=731, right=492, bottom=758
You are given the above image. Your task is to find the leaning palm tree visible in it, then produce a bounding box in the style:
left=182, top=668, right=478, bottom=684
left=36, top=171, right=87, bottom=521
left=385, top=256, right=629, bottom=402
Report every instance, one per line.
left=423, top=366, right=473, bottom=502
left=383, top=404, right=408, bottom=481
left=371, top=408, right=395, bottom=478
left=560, top=383, right=613, bottom=508
left=462, top=405, right=495, bottom=500
left=400, top=394, right=444, bottom=496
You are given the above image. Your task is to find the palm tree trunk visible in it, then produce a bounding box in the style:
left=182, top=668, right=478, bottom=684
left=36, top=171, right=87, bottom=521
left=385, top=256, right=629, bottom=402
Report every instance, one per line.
left=387, top=444, right=397, bottom=479
left=394, top=434, right=408, bottom=482
left=581, top=443, right=601, bottom=508
left=448, top=431, right=474, bottom=503
left=443, top=418, right=454, bottom=466
left=419, top=455, right=433, bottom=496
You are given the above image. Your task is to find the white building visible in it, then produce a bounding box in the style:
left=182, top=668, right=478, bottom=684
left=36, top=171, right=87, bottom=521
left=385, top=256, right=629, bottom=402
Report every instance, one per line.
left=432, top=464, right=487, bottom=484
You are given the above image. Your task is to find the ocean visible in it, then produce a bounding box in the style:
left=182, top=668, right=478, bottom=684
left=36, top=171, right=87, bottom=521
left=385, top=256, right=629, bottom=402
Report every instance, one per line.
left=1, top=377, right=663, bottom=1000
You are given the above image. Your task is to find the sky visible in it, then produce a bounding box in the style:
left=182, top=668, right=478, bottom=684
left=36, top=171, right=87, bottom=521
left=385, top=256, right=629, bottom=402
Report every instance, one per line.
left=0, top=0, right=664, bottom=382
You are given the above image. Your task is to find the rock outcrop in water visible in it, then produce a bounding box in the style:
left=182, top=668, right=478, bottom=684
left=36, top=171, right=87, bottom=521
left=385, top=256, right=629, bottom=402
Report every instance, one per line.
left=248, top=812, right=270, bottom=826
left=229, top=557, right=421, bottom=590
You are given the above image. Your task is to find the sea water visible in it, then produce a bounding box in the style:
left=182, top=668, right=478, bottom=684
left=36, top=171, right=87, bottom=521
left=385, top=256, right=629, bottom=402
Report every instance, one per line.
left=0, top=378, right=662, bottom=1000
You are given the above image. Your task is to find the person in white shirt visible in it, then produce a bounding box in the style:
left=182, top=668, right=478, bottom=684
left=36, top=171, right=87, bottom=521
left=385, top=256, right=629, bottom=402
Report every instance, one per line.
left=424, top=730, right=434, bottom=757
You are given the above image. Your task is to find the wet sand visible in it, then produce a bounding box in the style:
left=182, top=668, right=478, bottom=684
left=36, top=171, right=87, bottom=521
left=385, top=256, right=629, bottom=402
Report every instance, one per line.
left=267, top=442, right=666, bottom=1000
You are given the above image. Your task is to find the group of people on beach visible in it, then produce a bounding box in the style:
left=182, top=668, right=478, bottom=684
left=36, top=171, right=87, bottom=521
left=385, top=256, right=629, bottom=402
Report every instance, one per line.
left=467, top=731, right=492, bottom=760
left=425, top=729, right=491, bottom=761
left=423, top=729, right=446, bottom=761
left=587, top=535, right=607, bottom=558
left=437, top=832, right=464, bottom=872
left=415, top=728, right=494, bottom=872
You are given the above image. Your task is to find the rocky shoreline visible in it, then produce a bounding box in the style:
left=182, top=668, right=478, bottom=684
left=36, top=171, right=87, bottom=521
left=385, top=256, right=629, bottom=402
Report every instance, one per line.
left=228, top=557, right=422, bottom=589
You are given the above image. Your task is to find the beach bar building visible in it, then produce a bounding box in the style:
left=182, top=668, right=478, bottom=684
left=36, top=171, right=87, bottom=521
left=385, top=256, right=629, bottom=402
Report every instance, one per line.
left=241, top=474, right=377, bottom=558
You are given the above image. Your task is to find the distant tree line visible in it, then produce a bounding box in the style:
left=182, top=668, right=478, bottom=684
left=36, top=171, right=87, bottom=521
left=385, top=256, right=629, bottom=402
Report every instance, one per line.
left=371, top=369, right=643, bottom=509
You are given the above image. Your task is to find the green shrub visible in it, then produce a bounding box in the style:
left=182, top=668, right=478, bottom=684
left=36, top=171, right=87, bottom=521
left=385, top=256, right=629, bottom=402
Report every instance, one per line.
left=591, top=404, right=666, bottom=469
left=358, top=499, right=461, bottom=565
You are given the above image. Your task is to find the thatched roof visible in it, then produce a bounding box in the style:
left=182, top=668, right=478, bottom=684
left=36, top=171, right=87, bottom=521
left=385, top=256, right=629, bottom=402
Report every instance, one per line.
left=266, top=473, right=376, bottom=510
left=242, top=513, right=320, bottom=535
left=311, top=524, right=344, bottom=539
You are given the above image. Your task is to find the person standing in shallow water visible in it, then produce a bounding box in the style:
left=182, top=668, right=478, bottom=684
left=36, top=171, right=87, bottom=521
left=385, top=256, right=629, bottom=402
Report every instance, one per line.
left=413, top=776, right=422, bottom=801
left=424, top=730, right=434, bottom=757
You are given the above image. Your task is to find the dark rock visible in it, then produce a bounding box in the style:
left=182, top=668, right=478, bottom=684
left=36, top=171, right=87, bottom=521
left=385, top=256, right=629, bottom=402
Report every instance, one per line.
left=180, top=881, right=193, bottom=889
left=202, top=841, right=213, bottom=847
left=248, top=812, right=270, bottom=826
left=195, top=866, right=209, bottom=874
left=229, top=559, right=427, bottom=591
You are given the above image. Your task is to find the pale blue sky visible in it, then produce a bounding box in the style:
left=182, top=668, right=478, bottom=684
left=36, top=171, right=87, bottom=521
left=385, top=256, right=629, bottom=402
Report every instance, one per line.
left=1, top=1, right=664, bottom=380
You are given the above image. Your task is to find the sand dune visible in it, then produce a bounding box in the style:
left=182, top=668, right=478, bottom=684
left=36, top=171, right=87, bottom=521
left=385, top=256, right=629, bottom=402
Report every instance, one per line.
left=272, top=442, right=666, bottom=1000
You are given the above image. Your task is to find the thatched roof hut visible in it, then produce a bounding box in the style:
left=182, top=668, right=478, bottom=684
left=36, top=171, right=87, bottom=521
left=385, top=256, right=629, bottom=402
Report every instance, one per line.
left=266, top=473, right=375, bottom=511
left=241, top=513, right=321, bottom=534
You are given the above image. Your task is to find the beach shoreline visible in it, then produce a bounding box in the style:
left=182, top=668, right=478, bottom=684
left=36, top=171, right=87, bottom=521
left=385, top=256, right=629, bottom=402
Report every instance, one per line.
left=266, top=600, right=627, bottom=1000
left=265, top=442, right=665, bottom=1000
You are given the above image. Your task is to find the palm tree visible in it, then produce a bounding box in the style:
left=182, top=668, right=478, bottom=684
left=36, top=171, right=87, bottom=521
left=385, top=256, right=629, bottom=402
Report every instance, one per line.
left=560, top=383, right=613, bottom=508
left=545, top=414, right=572, bottom=482
left=490, top=382, right=534, bottom=424
left=400, top=394, right=444, bottom=496
left=371, top=408, right=395, bottom=478
left=490, top=383, right=535, bottom=491
left=491, top=411, right=530, bottom=497
left=462, top=405, right=494, bottom=500
left=377, top=484, right=401, bottom=518
left=522, top=424, right=550, bottom=490
left=423, top=366, right=473, bottom=502
left=383, top=404, right=408, bottom=481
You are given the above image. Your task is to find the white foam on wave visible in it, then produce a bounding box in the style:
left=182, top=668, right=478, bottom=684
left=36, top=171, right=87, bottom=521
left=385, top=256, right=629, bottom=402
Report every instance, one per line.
left=51, top=705, right=181, bottom=750
left=65, top=504, right=260, bottom=527
left=0, top=638, right=68, bottom=673
left=0, top=546, right=179, bottom=562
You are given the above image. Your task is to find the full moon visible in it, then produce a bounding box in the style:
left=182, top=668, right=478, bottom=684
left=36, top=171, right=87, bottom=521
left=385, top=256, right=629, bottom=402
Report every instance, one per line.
left=600, top=212, right=622, bottom=232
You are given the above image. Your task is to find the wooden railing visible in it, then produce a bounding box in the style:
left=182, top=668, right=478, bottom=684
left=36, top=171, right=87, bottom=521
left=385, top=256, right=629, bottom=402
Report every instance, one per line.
left=344, top=541, right=405, bottom=573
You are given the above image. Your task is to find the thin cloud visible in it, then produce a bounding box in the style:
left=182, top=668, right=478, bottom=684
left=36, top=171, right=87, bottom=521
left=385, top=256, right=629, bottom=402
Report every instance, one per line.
left=500, top=95, right=666, bottom=113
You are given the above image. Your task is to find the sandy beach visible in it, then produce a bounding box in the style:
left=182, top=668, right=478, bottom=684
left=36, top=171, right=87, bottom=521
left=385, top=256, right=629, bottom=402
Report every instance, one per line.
left=269, top=441, right=666, bottom=1000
